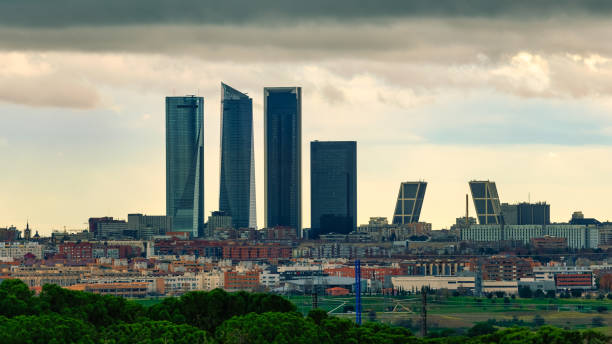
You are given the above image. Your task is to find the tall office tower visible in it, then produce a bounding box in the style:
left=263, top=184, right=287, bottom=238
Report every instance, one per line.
left=219, top=83, right=256, bottom=229
left=469, top=180, right=503, bottom=225
left=166, top=96, right=204, bottom=237
left=392, top=181, right=427, bottom=225
left=310, top=141, right=357, bottom=238
left=264, top=87, right=302, bottom=235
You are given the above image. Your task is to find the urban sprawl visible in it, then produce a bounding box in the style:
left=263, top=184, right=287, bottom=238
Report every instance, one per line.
left=2, top=84, right=612, bottom=299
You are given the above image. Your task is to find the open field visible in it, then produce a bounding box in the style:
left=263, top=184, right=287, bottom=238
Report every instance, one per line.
left=134, top=294, right=612, bottom=331
left=286, top=295, right=612, bottom=330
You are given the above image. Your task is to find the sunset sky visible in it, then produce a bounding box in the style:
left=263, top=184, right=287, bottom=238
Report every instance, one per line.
left=2, top=1, right=612, bottom=233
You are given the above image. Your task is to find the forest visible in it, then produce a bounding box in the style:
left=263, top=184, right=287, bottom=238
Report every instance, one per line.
left=0, top=279, right=609, bottom=344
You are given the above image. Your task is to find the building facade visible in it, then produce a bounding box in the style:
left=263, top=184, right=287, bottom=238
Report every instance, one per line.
left=264, top=87, right=302, bottom=235
left=501, top=202, right=550, bottom=225
left=127, top=214, right=172, bottom=239
left=219, top=83, right=256, bottom=230
left=310, top=141, right=357, bottom=238
left=392, top=181, right=427, bottom=225
left=461, top=224, right=599, bottom=249
left=166, top=96, right=205, bottom=237
left=469, top=180, right=503, bottom=225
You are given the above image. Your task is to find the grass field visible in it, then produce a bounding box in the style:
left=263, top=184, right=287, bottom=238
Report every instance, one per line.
left=286, top=294, right=612, bottom=330
left=134, top=294, right=612, bottom=331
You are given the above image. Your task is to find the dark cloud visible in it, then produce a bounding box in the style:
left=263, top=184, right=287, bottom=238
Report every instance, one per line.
left=1, top=1, right=612, bottom=28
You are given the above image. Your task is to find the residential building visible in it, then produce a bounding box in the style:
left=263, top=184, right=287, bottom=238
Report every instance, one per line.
left=259, top=271, right=281, bottom=288
left=224, top=270, right=260, bottom=291
left=219, top=83, right=257, bottom=230
left=310, top=141, right=357, bottom=238
left=392, top=181, right=427, bottom=225
left=166, top=95, right=205, bottom=237
left=0, top=242, right=43, bottom=259
left=264, top=87, right=302, bottom=235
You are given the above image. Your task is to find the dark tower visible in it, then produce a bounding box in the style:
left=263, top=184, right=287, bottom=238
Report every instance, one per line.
left=219, top=83, right=256, bottom=229
left=166, top=96, right=205, bottom=237
left=264, top=87, right=302, bottom=235
left=310, top=141, right=357, bottom=238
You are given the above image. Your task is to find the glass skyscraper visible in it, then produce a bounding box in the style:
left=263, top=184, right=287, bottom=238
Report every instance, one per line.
left=264, top=87, right=302, bottom=234
left=219, top=83, right=256, bottom=229
left=392, top=181, right=427, bottom=225
left=166, top=96, right=204, bottom=237
left=310, top=141, right=357, bottom=238
left=469, top=180, right=502, bottom=225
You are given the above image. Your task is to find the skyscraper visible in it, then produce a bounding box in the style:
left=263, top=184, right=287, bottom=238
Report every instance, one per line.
left=264, top=87, right=302, bottom=234
left=469, top=180, right=502, bottom=225
left=392, top=181, right=427, bottom=225
left=166, top=96, right=204, bottom=237
left=219, top=83, right=256, bottom=229
left=310, top=141, right=357, bottom=238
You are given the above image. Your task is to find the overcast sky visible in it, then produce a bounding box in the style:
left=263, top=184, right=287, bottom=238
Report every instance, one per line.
left=2, top=1, right=612, bottom=233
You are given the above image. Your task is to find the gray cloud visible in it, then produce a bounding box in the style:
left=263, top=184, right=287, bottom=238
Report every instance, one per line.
left=1, top=19, right=611, bottom=64
left=0, top=75, right=100, bottom=109
left=1, top=1, right=612, bottom=28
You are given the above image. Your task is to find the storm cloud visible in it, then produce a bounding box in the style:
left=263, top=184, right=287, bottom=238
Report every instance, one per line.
left=1, top=0, right=612, bottom=27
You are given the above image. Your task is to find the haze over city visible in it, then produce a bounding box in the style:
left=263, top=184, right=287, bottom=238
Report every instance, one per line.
left=3, top=1, right=612, bottom=233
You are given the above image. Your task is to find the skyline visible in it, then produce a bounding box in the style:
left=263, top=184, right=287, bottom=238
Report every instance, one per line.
left=3, top=1, right=612, bottom=232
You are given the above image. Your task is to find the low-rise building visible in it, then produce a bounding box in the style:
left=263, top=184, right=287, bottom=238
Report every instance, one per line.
left=0, top=242, right=43, bottom=259
left=224, top=270, right=260, bottom=291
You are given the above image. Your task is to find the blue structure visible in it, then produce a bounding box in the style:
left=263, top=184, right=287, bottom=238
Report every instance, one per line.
left=310, top=141, right=357, bottom=238
left=355, top=259, right=362, bottom=325
left=264, top=87, right=302, bottom=235
left=166, top=96, right=204, bottom=237
left=219, top=83, right=256, bottom=229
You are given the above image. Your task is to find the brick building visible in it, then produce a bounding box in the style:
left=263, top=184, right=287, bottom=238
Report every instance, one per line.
left=224, top=270, right=260, bottom=290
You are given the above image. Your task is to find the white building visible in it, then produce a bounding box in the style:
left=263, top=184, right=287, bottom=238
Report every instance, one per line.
left=391, top=275, right=518, bottom=294
left=0, top=242, right=43, bottom=259
left=163, top=273, right=202, bottom=295
left=259, top=271, right=280, bottom=288
left=461, top=224, right=598, bottom=249
left=202, top=270, right=224, bottom=291
left=460, top=225, right=502, bottom=242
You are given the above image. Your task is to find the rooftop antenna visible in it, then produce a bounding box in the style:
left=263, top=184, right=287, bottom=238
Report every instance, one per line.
left=528, top=192, right=531, bottom=203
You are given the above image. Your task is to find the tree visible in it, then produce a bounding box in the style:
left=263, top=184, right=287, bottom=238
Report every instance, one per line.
left=546, top=290, right=556, bottom=298
left=102, top=320, right=213, bottom=344
left=307, top=309, right=328, bottom=325
left=534, top=289, right=546, bottom=298
left=0, top=314, right=96, bottom=344
left=518, top=286, right=533, bottom=298
left=571, top=289, right=583, bottom=298
left=216, top=312, right=321, bottom=344
left=467, top=322, right=497, bottom=337
left=592, top=317, right=605, bottom=327
left=534, top=314, right=546, bottom=327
